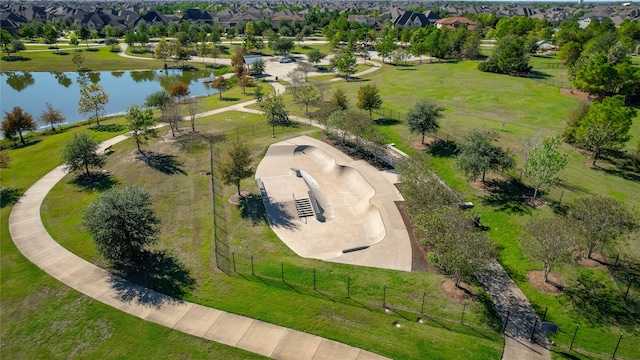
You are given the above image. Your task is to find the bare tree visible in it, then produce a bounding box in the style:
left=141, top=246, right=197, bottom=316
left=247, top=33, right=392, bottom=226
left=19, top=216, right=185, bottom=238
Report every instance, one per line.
left=523, top=217, right=576, bottom=283
left=186, top=97, right=201, bottom=132
left=161, top=99, right=181, bottom=137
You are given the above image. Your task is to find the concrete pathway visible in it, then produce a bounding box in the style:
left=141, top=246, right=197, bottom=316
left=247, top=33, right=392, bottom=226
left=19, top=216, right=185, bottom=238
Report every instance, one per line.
left=477, top=263, right=551, bottom=360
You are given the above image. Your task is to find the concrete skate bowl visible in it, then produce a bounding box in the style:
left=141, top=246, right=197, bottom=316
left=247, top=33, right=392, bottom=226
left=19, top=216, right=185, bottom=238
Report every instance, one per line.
left=292, top=144, right=386, bottom=245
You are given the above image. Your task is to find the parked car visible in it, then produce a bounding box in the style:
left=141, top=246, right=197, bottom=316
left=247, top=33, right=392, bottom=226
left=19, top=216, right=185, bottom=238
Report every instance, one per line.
left=278, top=57, right=293, bottom=63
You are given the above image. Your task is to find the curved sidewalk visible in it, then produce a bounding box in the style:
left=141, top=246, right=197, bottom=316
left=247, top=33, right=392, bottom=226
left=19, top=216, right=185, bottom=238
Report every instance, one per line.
left=8, top=135, right=388, bottom=360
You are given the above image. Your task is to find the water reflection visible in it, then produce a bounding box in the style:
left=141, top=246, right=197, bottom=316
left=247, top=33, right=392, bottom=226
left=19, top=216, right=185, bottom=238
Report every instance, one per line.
left=1, top=69, right=217, bottom=127
left=5, top=72, right=35, bottom=92
left=54, top=72, right=72, bottom=88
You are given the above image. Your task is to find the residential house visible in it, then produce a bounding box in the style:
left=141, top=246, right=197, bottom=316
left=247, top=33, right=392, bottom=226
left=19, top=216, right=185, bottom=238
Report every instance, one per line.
left=393, top=10, right=440, bottom=28
left=435, top=17, right=477, bottom=31
left=270, top=9, right=304, bottom=30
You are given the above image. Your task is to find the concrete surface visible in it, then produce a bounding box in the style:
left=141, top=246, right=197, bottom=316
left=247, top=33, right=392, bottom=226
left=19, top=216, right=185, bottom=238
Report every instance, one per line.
left=255, top=136, right=412, bottom=271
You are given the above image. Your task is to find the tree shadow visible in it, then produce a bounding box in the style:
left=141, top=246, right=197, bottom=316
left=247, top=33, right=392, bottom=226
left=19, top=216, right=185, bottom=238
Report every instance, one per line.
left=564, top=270, right=639, bottom=327
left=481, top=178, right=534, bottom=215
left=137, top=152, right=187, bottom=175
left=474, top=290, right=503, bottom=332
left=70, top=171, right=117, bottom=191
left=10, top=139, right=42, bottom=150
left=109, top=249, right=195, bottom=305
left=221, top=97, right=240, bottom=101
left=428, top=139, right=458, bottom=158
left=375, top=118, right=401, bottom=126
left=1, top=55, right=31, bottom=62
left=260, top=197, right=299, bottom=230
left=239, top=193, right=267, bottom=225
left=90, top=123, right=126, bottom=133
left=0, top=187, right=23, bottom=208
left=526, top=70, right=553, bottom=79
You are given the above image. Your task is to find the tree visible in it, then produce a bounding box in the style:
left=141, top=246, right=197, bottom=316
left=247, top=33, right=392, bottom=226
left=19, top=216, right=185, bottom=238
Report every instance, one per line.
left=478, top=35, right=531, bottom=75
left=254, top=83, right=265, bottom=105
left=457, top=129, right=515, bottom=183
left=571, top=196, right=637, bottom=259
left=575, top=95, right=636, bottom=166
left=296, top=62, right=315, bottom=82
left=39, top=102, right=65, bottom=131
left=43, top=24, right=59, bottom=51
left=250, top=59, right=265, bottom=75
left=296, top=85, right=320, bottom=113
left=337, top=50, right=358, bottom=79
left=307, top=48, right=326, bottom=67
left=563, top=100, right=591, bottom=144
left=78, top=26, right=90, bottom=48
left=211, top=76, right=230, bottom=99
left=2, top=106, right=36, bottom=145
left=11, top=40, right=25, bottom=56
left=263, top=95, right=289, bottom=137
left=331, top=87, right=349, bottom=110
left=218, top=142, right=254, bottom=197
left=160, top=99, right=181, bottom=137
left=83, top=187, right=160, bottom=267
left=78, top=83, right=109, bottom=126
left=69, top=33, right=79, bottom=49
left=145, top=90, right=171, bottom=117
left=356, top=83, right=382, bottom=119
left=375, top=34, right=396, bottom=63
left=1, top=28, right=13, bottom=52
left=155, top=38, right=171, bottom=66
left=405, top=99, right=444, bottom=144
left=185, top=97, right=200, bottom=132
left=72, top=52, right=84, bottom=70
left=61, top=132, right=104, bottom=177
left=125, top=105, right=156, bottom=154
left=522, top=135, right=569, bottom=200
left=170, top=81, right=190, bottom=103
left=523, top=217, right=576, bottom=283
left=237, top=73, right=255, bottom=95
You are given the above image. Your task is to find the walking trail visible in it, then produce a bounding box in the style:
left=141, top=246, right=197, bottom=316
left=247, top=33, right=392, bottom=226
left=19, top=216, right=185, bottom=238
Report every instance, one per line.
left=10, top=51, right=547, bottom=359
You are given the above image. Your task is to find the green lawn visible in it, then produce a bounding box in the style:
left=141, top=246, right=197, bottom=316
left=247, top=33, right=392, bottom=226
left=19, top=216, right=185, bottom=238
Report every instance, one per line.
left=37, top=110, right=504, bottom=360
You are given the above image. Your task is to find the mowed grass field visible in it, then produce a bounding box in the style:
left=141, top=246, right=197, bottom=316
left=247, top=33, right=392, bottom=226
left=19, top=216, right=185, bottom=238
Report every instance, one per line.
left=37, top=110, right=504, bottom=360
left=281, top=56, right=640, bottom=359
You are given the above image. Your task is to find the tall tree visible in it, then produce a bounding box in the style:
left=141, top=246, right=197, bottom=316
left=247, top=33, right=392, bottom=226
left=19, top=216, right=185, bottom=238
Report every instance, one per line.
left=2, top=106, right=36, bottom=145
left=186, top=97, right=201, bottom=132
left=523, top=135, right=569, bottom=200
left=331, top=87, right=349, bottom=110
left=457, top=129, right=515, bottom=183
left=263, top=95, right=289, bottom=137
left=211, top=76, right=230, bottom=99
left=575, top=95, right=636, bottom=166
left=154, top=38, right=171, bottom=66
left=78, top=83, right=109, bottom=126
left=77, top=26, right=90, bottom=48
left=571, top=196, right=637, bottom=259
left=160, top=99, right=181, bottom=137
left=169, top=81, right=190, bottom=103
left=11, top=40, right=25, bottom=56
left=296, top=85, right=320, bottom=113
left=307, top=48, right=326, bottom=67
left=296, top=62, right=315, bottom=82
left=405, top=99, right=444, bottom=144
left=356, top=83, right=382, bottom=119
left=337, top=50, right=357, bottom=79
left=83, top=187, right=160, bottom=267
left=61, top=132, right=104, bottom=177
left=523, top=217, right=576, bottom=283
left=125, top=105, right=156, bottom=154
left=145, top=90, right=171, bottom=118
left=237, top=73, right=255, bottom=95
left=250, top=59, right=265, bottom=75
left=0, top=28, right=12, bottom=52
left=39, top=102, right=65, bottom=131
left=218, top=142, right=254, bottom=196
left=253, top=83, right=265, bottom=105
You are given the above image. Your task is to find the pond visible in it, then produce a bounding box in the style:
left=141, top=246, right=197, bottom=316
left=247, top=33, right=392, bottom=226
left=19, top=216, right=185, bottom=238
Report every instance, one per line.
left=1, top=69, right=220, bottom=130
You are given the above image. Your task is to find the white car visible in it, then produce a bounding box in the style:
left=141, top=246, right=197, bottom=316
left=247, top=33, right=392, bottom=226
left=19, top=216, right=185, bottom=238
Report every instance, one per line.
left=278, top=57, right=293, bottom=63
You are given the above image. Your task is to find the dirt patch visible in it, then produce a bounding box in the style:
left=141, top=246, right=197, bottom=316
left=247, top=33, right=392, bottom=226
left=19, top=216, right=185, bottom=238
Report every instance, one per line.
left=524, top=196, right=547, bottom=208
left=559, top=88, right=594, bottom=100
left=440, top=279, right=474, bottom=302
left=412, top=138, right=435, bottom=151
left=470, top=179, right=490, bottom=191
left=394, top=200, right=442, bottom=274
left=228, top=190, right=250, bottom=205
left=577, top=252, right=610, bottom=271
left=527, top=271, right=566, bottom=295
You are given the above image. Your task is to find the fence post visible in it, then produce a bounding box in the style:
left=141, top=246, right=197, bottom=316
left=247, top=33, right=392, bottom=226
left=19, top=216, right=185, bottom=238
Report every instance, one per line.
left=250, top=255, right=254, bottom=275
left=542, top=307, right=548, bottom=322
left=611, top=254, right=619, bottom=276
left=461, top=301, right=466, bottom=324
left=232, top=251, right=236, bottom=272
left=624, top=277, right=633, bottom=301
left=347, top=275, right=351, bottom=298
left=281, top=262, right=284, bottom=282
left=383, top=284, right=387, bottom=308
left=570, top=324, right=579, bottom=350
left=421, top=292, right=426, bottom=315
